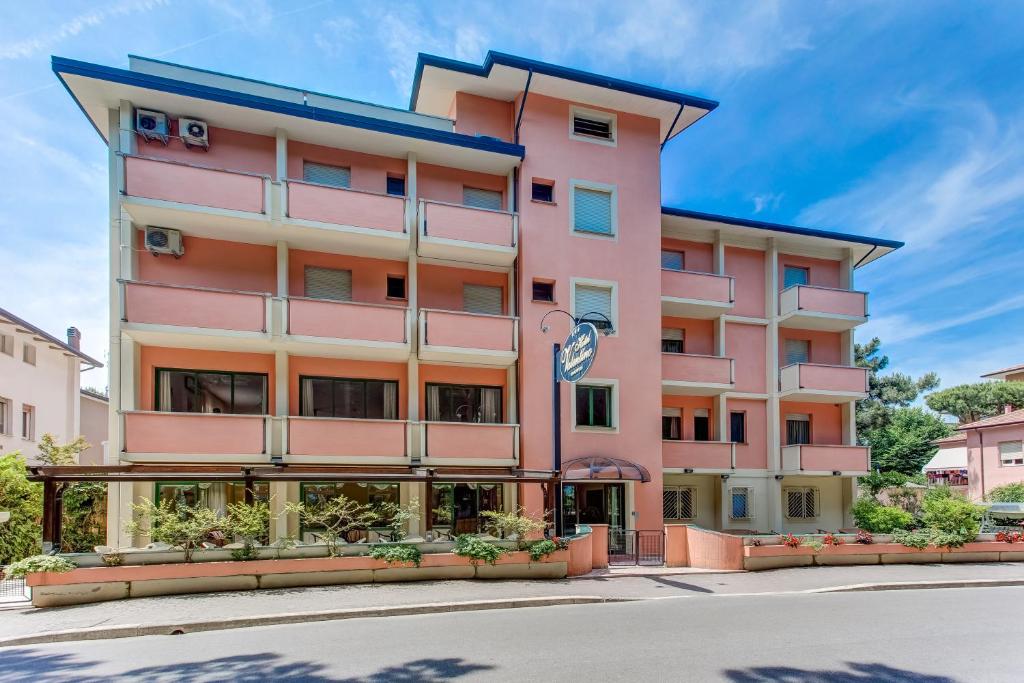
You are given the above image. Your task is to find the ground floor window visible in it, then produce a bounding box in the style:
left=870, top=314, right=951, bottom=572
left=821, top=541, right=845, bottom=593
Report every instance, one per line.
left=576, top=384, right=612, bottom=428
left=663, top=486, right=696, bottom=520
left=297, top=482, right=400, bottom=540
left=729, top=486, right=752, bottom=520
left=430, top=483, right=503, bottom=536
left=155, top=481, right=270, bottom=512
left=784, top=486, right=818, bottom=519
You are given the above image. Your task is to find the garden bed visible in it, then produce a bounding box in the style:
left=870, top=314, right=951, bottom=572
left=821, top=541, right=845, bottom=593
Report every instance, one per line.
left=742, top=538, right=1024, bottom=570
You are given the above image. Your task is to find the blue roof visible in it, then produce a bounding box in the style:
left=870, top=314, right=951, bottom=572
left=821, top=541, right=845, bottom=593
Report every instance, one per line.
left=661, top=207, right=904, bottom=250
left=52, top=56, right=525, bottom=159
left=410, top=50, right=719, bottom=114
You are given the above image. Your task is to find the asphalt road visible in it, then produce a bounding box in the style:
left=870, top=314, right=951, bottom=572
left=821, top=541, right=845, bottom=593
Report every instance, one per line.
left=2, top=586, right=1018, bottom=681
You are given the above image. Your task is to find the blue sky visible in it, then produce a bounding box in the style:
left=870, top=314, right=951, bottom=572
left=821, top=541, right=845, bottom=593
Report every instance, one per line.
left=2, top=1, right=1023, bottom=391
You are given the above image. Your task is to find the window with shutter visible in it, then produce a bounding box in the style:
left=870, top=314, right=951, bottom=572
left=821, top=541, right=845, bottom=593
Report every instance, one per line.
left=784, top=339, right=810, bottom=365
left=574, top=284, right=613, bottom=330
left=303, top=162, right=351, bottom=188
left=783, top=266, right=809, bottom=288
left=661, top=328, right=684, bottom=353
left=463, top=284, right=503, bottom=315
left=694, top=408, right=710, bottom=441
left=786, top=414, right=811, bottom=445
left=662, top=408, right=681, bottom=440
left=729, top=487, right=751, bottom=519
left=999, top=441, right=1024, bottom=466
left=462, top=187, right=502, bottom=210
left=661, top=250, right=684, bottom=271
left=573, top=187, right=614, bottom=235
left=305, top=267, right=352, bottom=301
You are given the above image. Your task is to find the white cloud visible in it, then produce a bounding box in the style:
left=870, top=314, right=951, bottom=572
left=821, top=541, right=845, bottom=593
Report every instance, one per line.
left=453, top=25, right=487, bottom=63
left=861, top=292, right=1024, bottom=346
left=752, top=192, right=783, bottom=214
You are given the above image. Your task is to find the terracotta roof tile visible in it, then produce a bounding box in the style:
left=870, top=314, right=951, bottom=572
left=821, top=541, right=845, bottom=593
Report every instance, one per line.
left=958, top=409, right=1024, bottom=431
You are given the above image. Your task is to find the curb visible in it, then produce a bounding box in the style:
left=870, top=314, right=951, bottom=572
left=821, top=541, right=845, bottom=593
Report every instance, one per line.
left=0, top=596, right=631, bottom=648
left=571, top=569, right=743, bottom=580
left=806, top=578, right=1024, bottom=594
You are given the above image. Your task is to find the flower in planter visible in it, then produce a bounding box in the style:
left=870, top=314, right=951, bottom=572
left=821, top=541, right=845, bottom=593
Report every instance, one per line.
left=822, top=533, right=844, bottom=548
left=779, top=533, right=800, bottom=549
left=996, top=531, right=1023, bottom=544
left=855, top=530, right=874, bottom=545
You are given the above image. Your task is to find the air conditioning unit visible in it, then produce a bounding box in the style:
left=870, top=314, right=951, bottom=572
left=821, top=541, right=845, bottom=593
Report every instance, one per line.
left=135, top=109, right=169, bottom=143
left=144, top=227, right=184, bottom=258
left=178, top=117, right=209, bottom=149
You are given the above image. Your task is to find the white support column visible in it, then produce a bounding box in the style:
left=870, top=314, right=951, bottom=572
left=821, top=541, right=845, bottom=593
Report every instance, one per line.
left=765, top=238, right=783, bottom=533
left=713, top=229, right=725, bottom=275
left=275, top=128, right=288, bottom=181
left=276, top=241, right=288, bottom=298
left=715, top=394, right=728, bottom=442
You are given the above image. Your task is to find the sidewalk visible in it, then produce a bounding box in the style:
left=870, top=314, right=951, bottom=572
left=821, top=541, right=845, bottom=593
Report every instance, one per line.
left=2, top=562, right=1022, bottom=645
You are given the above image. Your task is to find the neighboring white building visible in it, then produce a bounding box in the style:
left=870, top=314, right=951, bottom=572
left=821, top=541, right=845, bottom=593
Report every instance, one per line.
left=0, top=307, right=104, bottom=464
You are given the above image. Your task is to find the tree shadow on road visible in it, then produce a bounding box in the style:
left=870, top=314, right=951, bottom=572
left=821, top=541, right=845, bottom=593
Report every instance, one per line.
left=723, top=662, right=958, bottom=682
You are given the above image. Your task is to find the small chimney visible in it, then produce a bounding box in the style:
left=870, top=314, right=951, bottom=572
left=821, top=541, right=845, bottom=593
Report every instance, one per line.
left=67, top=327, right=81, bottom=350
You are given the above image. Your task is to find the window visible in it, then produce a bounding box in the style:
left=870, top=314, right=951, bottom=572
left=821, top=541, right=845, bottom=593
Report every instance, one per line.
left=426, top=384, right=502, bottom=423
left=386, top=175, right=406, bottom=196
left=298, top=482, right=399, bottom=538
left=786, top=414, right=811, bottom=445
left=730, top=411, right=746, bottom=443
left=386, top=275, right=406, bottom=300
left=662, top=408, right=681, bottom=440
left=22, top=344, right=36, bottom=365
left=729, top=487, right=752, bottom=520
left=21, top=404, right=34, bottom=440
left=156, top=369, right=268, bottom=415
left=663, top=486, right=696, bottom=520
left=532, top=280, right=555, bottom=303
left=784, top=339, right=810, bottom=366
left=576, top=385, right=612, bottom=428
left=661, top=328, right=684, bottom=354
left=783, top=266, right=809, bottom=288
left=785, top=487, right=818, bottom=519
left=661, top=250, right=684, bottom=271
left=999, top=441, right=1024, bottom=466
left=305, top=267, right=352, bottom=302
left=0, top=397, right=9, bottom=435
left=572, top=185, right=614, bottom=236
left=463, top=284, right=503, bottom=315
left=531, top=180, right=554, bottom=203
left=300, top=377, right=398, bottom=419
left=431, top=482, right=503, bottom=534
left=693, top=409, right=710, bottom=441
left=571, top=108, right=616, bottom=144
left=463, top=186, right=502, bottom=211
left=303, top=161, right=351, bottom=188
left=574, top=283, right=614, bottom=331
left=0, top=334, right=12, bottom=356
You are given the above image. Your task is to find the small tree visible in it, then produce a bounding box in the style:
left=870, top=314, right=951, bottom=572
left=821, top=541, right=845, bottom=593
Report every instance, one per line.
left=284, top=495, right=380, bottom=557
left=225, top=500, right=271, bottom=560
left=374, top=498, right=420, bottom=541
left=124, top=498, right=226, bottom=562
left=0, top=452, right=42, bottom=564
left=36, top=434, right=90, bottom=466
left=480, top=507, right=546, bottom=550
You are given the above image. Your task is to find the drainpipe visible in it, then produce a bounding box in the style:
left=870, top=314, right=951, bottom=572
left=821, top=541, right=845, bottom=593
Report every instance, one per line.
left=513, top=70, right=533, bottom=146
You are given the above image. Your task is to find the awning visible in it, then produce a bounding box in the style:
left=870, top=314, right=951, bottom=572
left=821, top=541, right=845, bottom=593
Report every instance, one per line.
left=562, top=456, right=651, bottom=482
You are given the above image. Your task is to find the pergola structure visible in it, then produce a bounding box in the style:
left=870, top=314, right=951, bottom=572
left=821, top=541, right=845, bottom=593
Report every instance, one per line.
left=29, top=465, right=561, bottom=551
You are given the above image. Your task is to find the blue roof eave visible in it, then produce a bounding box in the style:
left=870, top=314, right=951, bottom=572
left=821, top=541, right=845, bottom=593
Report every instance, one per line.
left=51, top=56, right=525, bottom=160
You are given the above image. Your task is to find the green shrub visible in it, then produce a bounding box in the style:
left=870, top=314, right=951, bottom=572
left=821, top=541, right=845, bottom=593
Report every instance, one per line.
left=851, top=497, right=914, bottom=533
left=453, top=535, right=507, bottom=565
left=528, top=539, right=559, bottom=561
left=370, top=543, right=422, bottom=567
left=61, top=482, right=107, bottom=553
left=988, top=483, right=1024, bottom=503
left=0, top=453, right=42, bottom=564
left=892, top=529, right=932, bottom=549
left=4, top=554, right=76, bottom=577
left=480, top=507, right=546, bottom=550
left=920, top=490, right=982, bottom=545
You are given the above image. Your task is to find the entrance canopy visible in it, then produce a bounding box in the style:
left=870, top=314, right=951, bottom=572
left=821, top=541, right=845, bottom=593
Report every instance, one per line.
left=562, top=456, right=651, bottom=483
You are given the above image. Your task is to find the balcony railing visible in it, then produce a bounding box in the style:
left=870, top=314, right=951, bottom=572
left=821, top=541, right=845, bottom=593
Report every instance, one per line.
left=120, top=280, right=268, bottom=333
left=663, top=440, right=736, bottom=470
left=780, top=363, right=869, bottom=399
left=662, top=352, right=735, bottom=394
left=418, top=309, right=518, bottom=365
left=284, top=180, right=407, bottom=233
left=419, top=199, right=517, bottom=248
left=779, top=285, right=868, bottom=330
left=122, top=154, right=267, bottom=214
left=122, top=411, right=268, bottom=458
left=287, top=417, right=409, bottom=461
left=781, top=444, right=870, bottom=473
left=661, top=269, right=735, bottom=318
left=287, top=298, right=410, bottom=344
left=419, top=422, right=520, bottom=464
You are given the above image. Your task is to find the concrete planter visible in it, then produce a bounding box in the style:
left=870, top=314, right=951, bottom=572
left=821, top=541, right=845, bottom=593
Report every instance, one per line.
left=742, top=538, right=1017, bottom=570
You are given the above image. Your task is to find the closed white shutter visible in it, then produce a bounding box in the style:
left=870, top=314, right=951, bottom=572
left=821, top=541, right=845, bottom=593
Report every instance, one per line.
left=462, top=187, right=502, bottom=210
left=661, top=250, right=684, bottom=270
left=575, top=285, right=612, bottom=325
left=784, top=339, right=810, bottom=365
left=463, top=284, right=503, bottom=315
left=999, top=441, right=1024, bottom=465
left=304, top=267, right=352, bottom=301
left=303, top=162, right=351, bottom=188
left=573, top=187, right=613, bottom=234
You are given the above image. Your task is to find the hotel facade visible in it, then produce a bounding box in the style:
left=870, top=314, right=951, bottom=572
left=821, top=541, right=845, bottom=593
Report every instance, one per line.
left=52, top=51, right=901, bottom=551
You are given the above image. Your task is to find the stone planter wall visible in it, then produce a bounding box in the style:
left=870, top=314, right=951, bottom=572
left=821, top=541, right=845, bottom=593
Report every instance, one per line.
left=742, top=541, right=1024, bottom=571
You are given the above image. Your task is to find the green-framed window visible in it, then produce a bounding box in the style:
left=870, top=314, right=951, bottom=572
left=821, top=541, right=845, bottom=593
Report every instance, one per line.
left=429, top=483, right=503, bottom=534
left=154, top=481, right=270, bottom=511
left=298, top=376, right=398, bottom=419
left=575, top=385, right=611, bottom=428
left=297, top=482, right=400, bottom=536
left=155, top=368, right=268, bottom=415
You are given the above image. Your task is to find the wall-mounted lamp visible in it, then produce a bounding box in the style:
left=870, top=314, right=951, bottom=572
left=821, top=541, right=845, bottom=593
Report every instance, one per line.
left=683, top=468, right=694, bottom=474
left=720, top=474, right=730, bottom=480
left=832, top=470, right=842, bottom=476
left=774, top=475, right=784, bottom=481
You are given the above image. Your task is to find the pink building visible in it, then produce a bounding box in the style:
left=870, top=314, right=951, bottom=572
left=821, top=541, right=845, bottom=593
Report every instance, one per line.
left=52, top=50, right=901, bottom=552
left=961, top=409, right=1024, bottom=501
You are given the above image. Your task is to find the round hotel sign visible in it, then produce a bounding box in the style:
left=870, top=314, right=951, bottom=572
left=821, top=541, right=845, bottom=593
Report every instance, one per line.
left=558, top=322, right=599, bottom=383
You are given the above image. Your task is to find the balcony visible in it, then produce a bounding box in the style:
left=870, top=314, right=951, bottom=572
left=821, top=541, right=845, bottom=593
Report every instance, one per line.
left=662, top=353, right=735, bottom=395
left=122, top=411, right=269, bottom=463
left=778, top=285, right=868, bottom=331
left=779, top=363, right=868, bottom=402
left=418, top=422, right=519, bottom=466
left=663, top=440, right=736, bottom=471
left=781, top=444, right=870, bottom=475
left=661, top=269, right=735, bottom=319
left=286, top=417, right=409, bottom=465
left=284, top=298, right=411, bottom=360
left=418, top=309, right=518, bottom=367
left=283, top=180, right=410, bottom=259
left=417, top=200, right=518, bottom=267
left=119, top=280, right=271, bottom=351
left=121, top=155, right=270, bottom=240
